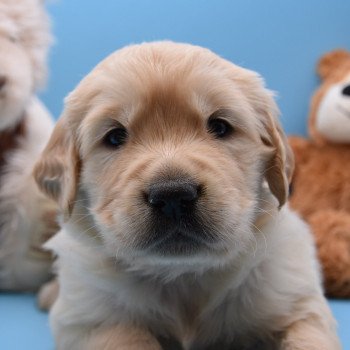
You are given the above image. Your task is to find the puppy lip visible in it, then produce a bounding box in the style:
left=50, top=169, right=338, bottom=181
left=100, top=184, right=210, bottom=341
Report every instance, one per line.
left=147, top=230, right=204, bottom=255
left=144, top=226, right=215, bottom=255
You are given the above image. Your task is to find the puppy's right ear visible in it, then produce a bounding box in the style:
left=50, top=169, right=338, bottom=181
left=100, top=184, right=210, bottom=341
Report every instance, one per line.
left=34, top=113, right=80, bottom=220
left=317, top=49, right=350, bottom=80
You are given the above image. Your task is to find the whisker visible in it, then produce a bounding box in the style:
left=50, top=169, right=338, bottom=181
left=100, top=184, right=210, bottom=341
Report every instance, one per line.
left=70, top=213, right=93, bottom=226
left=69, top=195, right=117, bottom=206
left=250, top=222, right=268, bottom=256
left=257, top=197, right=276, bottom=205
left=261, top=164, right=279, bottom=176
left=254, top=206, right=276, bottom=220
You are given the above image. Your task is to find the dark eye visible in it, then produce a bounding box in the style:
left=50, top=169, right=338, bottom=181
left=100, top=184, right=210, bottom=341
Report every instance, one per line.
left=207, top=118, right=233, bottom=138
left=8, top=34, right=18, bottom=43
left=103, top=127, right=128, bottom=148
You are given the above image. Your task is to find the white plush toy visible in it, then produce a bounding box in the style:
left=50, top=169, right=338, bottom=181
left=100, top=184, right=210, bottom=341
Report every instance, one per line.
left=0, top=0, right=58, bottom=291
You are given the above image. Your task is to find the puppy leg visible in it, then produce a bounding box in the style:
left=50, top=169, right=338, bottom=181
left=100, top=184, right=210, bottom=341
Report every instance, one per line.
left=280, top=298, right=341, bottom=350
left=37, top=278, right=59, bottom=310
left=51, top=302, right=162, bottom=350
left=87, top=325, right=162, bottom=350
left=309, top=209, right=350, bottom=297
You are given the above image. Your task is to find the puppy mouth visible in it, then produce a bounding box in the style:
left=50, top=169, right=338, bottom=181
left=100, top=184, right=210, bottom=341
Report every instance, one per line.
left=148, top=229, right=204, bottom=255
left=136, top=177, right=219, bottom=255
left=141, top=219, right=218, bottom=256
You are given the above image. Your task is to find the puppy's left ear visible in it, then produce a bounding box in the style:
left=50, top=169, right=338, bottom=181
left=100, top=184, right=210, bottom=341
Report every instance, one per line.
left=260, top=105, right=294, bottom=208
left=33, top=112, right=80, bottom=220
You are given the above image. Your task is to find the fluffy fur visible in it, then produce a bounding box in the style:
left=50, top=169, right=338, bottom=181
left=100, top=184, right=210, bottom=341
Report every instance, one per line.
left=289, top=49, right=350, bottom=298
left=35, top=42, right=340, bottom=349
left=0, top=0, right=57, bottom=290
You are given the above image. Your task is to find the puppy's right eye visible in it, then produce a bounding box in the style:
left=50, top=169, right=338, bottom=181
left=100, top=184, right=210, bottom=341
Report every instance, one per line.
left=207, top=118, right=233, bottom=139
left=8, top=34, right=19, bottom=43
left=103, top=127, right=128, bottom=148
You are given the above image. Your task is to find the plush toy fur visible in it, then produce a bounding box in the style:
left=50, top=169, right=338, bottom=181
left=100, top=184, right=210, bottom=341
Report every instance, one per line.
left=0, top=0, right=58, bottom=291
left=289, top=49, right=350, bottom=298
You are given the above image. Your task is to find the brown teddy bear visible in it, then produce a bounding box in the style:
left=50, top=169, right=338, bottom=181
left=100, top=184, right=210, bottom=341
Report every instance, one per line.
left=289, top=49, right=350, bottom=298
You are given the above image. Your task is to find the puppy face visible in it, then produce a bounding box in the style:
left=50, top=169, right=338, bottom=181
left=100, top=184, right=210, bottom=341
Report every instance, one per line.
left=0, top=0, right=52, bottom=130
left=35, top=42, right=293, bottom=271
left=0, top=34, right=32, bottom=130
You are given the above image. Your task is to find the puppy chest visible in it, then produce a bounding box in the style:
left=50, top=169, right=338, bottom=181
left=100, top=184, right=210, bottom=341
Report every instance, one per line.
left=114, top=283, right=242, bottom=346
left=135, top=286, right=205, bottom=335
left=147, top=302, right=279, bottom=350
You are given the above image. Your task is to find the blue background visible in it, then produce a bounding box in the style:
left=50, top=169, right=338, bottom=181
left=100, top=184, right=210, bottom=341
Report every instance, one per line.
left=1, top=294, right=350, bottom=349
left=2, top=1, right=350, bottom=349
left=41, top=0, right=350, bottom=136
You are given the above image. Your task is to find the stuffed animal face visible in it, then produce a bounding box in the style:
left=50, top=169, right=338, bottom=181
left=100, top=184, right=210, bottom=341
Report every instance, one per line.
left=315, top=73, right=350, bottom=143
left=309, top=49, right=350, bottom=145
left=0, top=0, right=52, bottom=131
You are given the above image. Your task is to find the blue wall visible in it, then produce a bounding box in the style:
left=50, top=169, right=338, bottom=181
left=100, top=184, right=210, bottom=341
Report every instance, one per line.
left=41, top=0, right=350, bottom=135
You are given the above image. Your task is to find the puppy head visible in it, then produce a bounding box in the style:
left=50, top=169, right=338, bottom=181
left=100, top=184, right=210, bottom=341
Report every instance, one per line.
left=0, top=0, right=52, bottom=130
left=0, top=34, right=32, bottom=130
left=34, top=42, right=293, bottom=272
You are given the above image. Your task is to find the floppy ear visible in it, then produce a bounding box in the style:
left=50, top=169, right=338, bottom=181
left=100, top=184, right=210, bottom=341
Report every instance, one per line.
left=33, top=113, right=80, bottom=220
left=261, top=111, right=294, bottom=208
left=317, top=49, right=350, bottom=81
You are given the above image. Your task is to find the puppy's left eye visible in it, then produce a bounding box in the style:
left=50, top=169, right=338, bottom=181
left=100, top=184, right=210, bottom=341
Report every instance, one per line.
left=207, top=118, right=233, bottom=138
left=8, top=34, right=19, bottom=43
left=103, top=127, right=128, bottom=148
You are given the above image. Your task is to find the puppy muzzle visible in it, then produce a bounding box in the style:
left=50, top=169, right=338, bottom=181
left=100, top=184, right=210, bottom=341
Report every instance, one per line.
left=140, top=175, right=217, bottom=255
left=146, top=179, right=200, bottom=222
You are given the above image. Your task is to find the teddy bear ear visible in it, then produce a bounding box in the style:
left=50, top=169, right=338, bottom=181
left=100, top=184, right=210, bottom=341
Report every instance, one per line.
left=317, top=49, right=350, bottom=80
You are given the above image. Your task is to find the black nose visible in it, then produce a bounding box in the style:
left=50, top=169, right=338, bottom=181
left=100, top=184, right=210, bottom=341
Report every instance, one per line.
left=342, top=85, right=350, bottom=96
left=147, top=180, right=200, bottom=221
left=0, top=76, right=6, bottom=90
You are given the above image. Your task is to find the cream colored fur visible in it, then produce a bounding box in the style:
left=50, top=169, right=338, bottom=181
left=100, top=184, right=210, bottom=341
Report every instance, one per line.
left=0, top=0, right=51, bottom=87
left=35, top=42, right=340, bottom=349
left=0, top=98, right=56, bottom=290
left=0, top=0, right=56, bottom=290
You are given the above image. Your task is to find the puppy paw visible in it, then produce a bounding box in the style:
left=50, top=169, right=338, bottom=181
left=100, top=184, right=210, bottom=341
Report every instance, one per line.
left=37, top=279, right=59, bottom=310
left=87, top=325, right=163, bottom=350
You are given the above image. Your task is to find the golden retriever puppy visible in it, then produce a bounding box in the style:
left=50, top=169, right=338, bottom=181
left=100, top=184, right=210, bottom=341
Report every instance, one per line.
left=0, top=0, right=57, bottom=291
left=34, top=42, right=340, bottom=350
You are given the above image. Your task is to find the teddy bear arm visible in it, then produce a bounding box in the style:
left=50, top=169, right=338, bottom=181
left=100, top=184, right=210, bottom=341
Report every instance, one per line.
left=308, top=210, right=350, bottom=298
left=288, top=136, right=313, bottom=166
